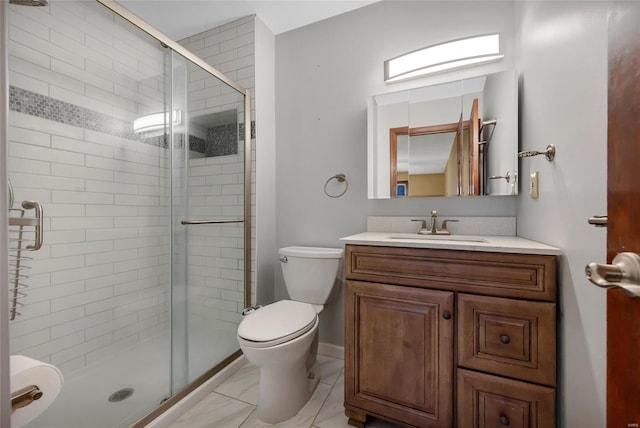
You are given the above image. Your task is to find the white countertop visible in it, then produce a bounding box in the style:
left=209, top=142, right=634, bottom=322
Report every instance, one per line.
left=340, top=232, right=562, bottom=255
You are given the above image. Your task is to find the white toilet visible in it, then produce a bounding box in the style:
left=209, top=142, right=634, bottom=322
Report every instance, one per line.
left=237, top=246, right=343, bottom=424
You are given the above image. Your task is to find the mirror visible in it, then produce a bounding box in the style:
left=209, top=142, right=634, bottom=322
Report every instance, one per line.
left=368, top=70, right=518, bottom=198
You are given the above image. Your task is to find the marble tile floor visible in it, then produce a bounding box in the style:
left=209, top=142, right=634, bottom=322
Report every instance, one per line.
left=169, top=354, right=402, bottom=428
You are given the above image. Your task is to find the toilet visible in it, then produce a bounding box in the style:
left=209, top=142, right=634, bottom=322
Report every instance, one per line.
left=237, top=246, right=343, bottom=424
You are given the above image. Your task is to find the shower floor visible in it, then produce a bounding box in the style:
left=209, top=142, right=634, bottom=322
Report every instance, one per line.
left=28, top=325, right=239, bottom=428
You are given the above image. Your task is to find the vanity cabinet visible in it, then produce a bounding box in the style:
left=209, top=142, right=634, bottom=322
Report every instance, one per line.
left=343, top=245, right=557, bottom=428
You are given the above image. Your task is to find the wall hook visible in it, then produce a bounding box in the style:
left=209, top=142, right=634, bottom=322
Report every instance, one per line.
left=517, top=144, right=556, bottom=161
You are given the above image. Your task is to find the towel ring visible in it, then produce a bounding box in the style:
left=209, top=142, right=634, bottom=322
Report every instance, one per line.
left=324, top=174, right=349, bottom=198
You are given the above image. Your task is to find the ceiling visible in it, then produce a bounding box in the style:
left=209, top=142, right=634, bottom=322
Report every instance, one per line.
left=118, top=0, right=379, bottom=40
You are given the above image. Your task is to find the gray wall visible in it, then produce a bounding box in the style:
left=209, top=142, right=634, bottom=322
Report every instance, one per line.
left=254, top=17, right=277, bottom=306
left=275, top=1, right=608, bottom=426
left=516, top=2, right=608, bottom=427
left=275, top=1, right=517, bottom=346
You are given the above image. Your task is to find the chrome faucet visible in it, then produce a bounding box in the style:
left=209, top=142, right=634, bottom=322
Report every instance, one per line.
left=429, top=210, right=438, bottom=233
left=412, top=211, right=459, bottom=235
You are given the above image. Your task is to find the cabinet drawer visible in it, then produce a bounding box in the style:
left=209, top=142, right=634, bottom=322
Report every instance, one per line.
left=458, top=294, right=556, bottom=386
left=345, top=245, right=556, bottom=301
left=457, top=369, right=555, bottom=428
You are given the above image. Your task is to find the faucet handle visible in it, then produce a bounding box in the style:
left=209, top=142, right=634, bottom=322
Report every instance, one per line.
left=412, top=219, right=427, bottom=229
left=441, top=219, right=459, bottom=231
left=430, top=210, right=438, bottom=217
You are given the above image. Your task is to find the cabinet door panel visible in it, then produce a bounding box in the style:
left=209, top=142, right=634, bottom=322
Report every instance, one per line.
left=359, top=297, right=431, bottom=406
left=345, top=280, right=454, bottom=427
left=457, top=369, right=555, bottom=428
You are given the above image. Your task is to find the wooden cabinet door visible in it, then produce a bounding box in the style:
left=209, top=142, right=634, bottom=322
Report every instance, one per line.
left=345, top=280, right=454, bottom=427
left=457, top=369, right=556, bottom=428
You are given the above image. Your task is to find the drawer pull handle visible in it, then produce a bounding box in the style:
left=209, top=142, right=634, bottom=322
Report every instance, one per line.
left=500, top=335, right=511, bottom=344
left=500, top=415, right=510, bottom=426
left=442, top=311, right=452, bottom=320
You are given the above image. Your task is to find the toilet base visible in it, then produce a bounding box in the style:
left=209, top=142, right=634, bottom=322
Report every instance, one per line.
left=238, top=309, right=322, bottom=424
left=256, top=359, right=320, bottom=423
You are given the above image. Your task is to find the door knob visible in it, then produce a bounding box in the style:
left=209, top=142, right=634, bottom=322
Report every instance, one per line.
left=585, top=252, right=640, bottom=297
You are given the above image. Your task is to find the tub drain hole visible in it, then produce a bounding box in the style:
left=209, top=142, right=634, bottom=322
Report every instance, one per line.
left=108, top=388, right=134, bottom=403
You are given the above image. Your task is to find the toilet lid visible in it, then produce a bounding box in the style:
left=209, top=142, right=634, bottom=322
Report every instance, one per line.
left=237, top=300, right=317, bottom=345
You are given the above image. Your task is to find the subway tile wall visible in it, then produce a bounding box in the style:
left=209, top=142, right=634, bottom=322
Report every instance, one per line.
left=7, top=1, right=252, bottom=376
left=179, top=15, right=257, bottom=313
left=7, top=1, right=171, bottom=374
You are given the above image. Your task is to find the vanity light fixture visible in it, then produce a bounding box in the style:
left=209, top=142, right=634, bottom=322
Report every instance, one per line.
left=133, top=110, right=182, bottom=133
left=384, top=34, right=504, bottom=83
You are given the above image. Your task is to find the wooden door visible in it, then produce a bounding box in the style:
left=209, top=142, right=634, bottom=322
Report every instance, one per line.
left=344, top=280, right=454, bottom=427
left=468, top=98, right=480, bottom=195
left=456, top=114, right=463, bottom=196
left=607, top=2, right=640, bottom=426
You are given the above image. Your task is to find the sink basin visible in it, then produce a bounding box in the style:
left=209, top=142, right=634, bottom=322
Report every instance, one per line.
left=385, top=233, right=488, bottom=243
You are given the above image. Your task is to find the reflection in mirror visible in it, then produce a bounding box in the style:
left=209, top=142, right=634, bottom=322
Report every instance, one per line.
left=368, top=70, right=518, bottom=199
left=392, top=125, right=462, bottom=197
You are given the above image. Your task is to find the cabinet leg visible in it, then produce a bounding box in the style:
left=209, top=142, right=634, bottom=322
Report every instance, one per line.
left=345, top=409, right=367, bottom=428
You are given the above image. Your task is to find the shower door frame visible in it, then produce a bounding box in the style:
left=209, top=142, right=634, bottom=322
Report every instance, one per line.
left=1, top=2, right=12, bottom=426
left=93, top=0, right=252, bottom=310
left=0, top=1, right=252, bottom=426
left=96, top=1, right=253, bottom=425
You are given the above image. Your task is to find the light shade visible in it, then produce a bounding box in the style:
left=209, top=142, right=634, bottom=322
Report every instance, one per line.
left=384, top=34, right=504, bottom=83
left=133, top=110, right=182, bottom=133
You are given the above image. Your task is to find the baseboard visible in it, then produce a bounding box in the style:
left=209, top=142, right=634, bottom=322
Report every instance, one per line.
left=145, top=355, right=247, bottom=428
left=318, top=342, right=344, bottom=359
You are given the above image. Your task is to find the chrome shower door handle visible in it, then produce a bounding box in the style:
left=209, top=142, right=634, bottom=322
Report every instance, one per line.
left=181, top=219, right=244, bottom=225
left=585, top=252, right=640, bottom=297
left=21, top=200, right=43, bottom=250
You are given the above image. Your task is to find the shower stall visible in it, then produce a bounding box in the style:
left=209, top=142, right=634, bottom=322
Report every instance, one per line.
left=1, top=0, right=251, bottom=426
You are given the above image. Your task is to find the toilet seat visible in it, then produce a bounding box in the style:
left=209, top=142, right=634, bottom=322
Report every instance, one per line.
left=237, top=300, right=317, bottom=348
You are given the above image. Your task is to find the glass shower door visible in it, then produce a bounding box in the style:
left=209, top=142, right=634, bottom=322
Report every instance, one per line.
left=170, top=51, right=247, bottom=390
left=6, top=1, right=249, bottom=425
left=7, top=2, right=174, bottom=426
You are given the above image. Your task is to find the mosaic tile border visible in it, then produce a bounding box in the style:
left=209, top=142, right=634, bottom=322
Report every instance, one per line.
left=9, top=85, right=167, bottom=148
left=9, top=85, right=255, bottom=155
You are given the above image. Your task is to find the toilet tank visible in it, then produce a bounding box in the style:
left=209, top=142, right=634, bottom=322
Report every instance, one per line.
left=279, top=246, right=343, bottom=305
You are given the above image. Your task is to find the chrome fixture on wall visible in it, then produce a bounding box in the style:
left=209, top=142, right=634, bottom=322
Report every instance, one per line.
left=8, top=177, right=14, bottom=208
left=489, top=171, right=512, bottom=183
left=518, top=144, right=556, bottom=161
left=8, top=193, right=44, bottom=321
left=324, top=173, right=349, bottom=198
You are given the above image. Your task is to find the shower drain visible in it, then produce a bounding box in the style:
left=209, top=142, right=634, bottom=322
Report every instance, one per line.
left=108, top=388, right=134, bottom=403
